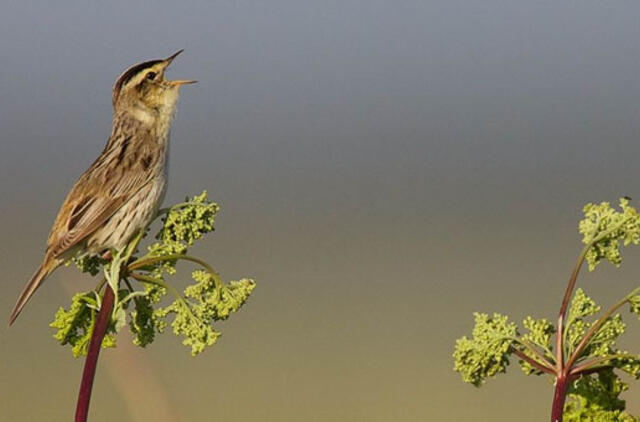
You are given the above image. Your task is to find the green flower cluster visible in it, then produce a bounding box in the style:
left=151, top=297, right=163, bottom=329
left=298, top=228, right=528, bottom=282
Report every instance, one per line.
left=452, top=311, right=557, bottom=383
left=453, top=198, right=640, bottom=418
left=50, top=191, right=255, bottom=357
left=158, top=191, right=218, bottom=246
left=153, top=273, right=255, bottom=356
left=580, top=198, right=640, bottom=271
left=520, top=316, right=555, bottom=375
left=145, top=190, right=219, bottom=278
left=453, top=313, right=517, bottom=386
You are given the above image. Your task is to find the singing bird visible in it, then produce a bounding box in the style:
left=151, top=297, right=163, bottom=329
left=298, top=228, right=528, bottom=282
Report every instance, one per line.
left=8, top=50, right=195, bottom=326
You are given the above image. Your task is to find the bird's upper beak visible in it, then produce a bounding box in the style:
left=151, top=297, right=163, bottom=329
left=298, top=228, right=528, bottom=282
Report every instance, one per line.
left=164, top=49, right=184, bottom=65
left=163, top=49, right=197, bottom=86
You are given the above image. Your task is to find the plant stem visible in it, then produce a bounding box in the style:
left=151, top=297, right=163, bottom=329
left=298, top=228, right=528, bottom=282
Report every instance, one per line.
left=130, top=272, right=183, bottom=302
left=511, top=347, right=556, bottom=375
left=550, top=373, right=572, bottom=422
left=556, top=246, right=588, bottom=370
left=129, top=253, right=217, bottom=275
left=558, top=247, right=589, bottom=324
left=548, top=215, right=635, bottom=421
left=508, top=337, right=555, bottom=370
left=130, top=272, right=200, bottom=323
left=564, top=286, right=640, bottom=371
left=75, top=286, right=114, bottom=422
left=569, top=352, right=637, bottom=376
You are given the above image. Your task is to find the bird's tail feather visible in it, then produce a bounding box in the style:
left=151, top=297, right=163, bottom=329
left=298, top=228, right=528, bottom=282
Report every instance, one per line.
left=8, top=260, right=57, bottom=326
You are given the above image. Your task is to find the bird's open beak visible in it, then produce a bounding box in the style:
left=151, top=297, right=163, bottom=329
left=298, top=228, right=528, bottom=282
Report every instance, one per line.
left=163, top=50, right=197, bottom=86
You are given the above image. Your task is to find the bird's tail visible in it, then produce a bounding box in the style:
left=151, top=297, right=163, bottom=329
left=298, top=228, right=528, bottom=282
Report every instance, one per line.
left=8, top=260, right=58, bottom=326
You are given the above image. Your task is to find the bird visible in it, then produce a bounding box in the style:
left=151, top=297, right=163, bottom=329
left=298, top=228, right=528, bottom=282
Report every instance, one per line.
left=8, top=50, right=196, bottom=326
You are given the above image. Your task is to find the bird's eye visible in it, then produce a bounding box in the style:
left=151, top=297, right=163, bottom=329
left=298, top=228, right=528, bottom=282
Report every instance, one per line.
left=146, top=72, right=157, bottom=80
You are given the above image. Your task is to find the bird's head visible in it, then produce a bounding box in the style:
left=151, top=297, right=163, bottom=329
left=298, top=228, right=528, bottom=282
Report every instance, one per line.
left=112, top=50, right=196, bottom=120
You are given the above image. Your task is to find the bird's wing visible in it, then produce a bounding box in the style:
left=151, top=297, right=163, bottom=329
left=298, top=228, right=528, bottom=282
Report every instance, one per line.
left=46, top=137, right=156, bottom=259
left=47, top=195, right=130, bottom=258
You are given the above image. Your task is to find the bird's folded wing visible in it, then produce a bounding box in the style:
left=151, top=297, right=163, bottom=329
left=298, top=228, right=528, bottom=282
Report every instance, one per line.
left=47, top=195, right=130, bottom=259
left=46, top=157, right=154, bottom=259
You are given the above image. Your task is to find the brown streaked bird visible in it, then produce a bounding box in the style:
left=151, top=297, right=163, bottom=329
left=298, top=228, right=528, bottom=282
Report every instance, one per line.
left=8, top=50, right=196, bottom=326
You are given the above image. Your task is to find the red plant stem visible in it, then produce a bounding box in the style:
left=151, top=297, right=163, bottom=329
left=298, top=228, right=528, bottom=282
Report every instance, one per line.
left=75, top=287, right=115, bottom=422
left=511, top=348, right=555, bottom=375
left=556, top=248, right=588, bottom=370
left=558, top=250, right=587, bottom=323
left=551, top=373, right=571, bottom=422
left=572, top=365, right=611, bottom=377
left=547, top=248, right=589, bottom=421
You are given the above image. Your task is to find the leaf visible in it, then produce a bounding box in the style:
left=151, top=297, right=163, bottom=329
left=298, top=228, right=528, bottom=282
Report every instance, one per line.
left=70, top=255, right=108, bottom=276
left=113, top=308, right=127, bottom=332
left=50, top=292, right=117, bottom=357
left=564, top=370, right=640, bottom=421
left=129, top=295, right=157, bottom=347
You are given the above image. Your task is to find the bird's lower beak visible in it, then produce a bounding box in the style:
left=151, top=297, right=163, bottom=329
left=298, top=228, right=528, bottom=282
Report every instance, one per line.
left=168, top=79, right=197, bottom=86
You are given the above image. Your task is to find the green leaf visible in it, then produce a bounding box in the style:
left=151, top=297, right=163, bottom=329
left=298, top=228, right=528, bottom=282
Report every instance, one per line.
left=564, top=370, right=640, bottom=421
left=113, top=307, right=127, bottom=332
left=49, top=292, right=118, bottom=357
left=69, top=255, right=108, bottom=276
left=129, top=295, right=156, bottom=347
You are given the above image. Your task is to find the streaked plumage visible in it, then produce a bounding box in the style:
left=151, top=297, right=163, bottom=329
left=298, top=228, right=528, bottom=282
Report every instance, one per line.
left=8, top=50, right=195, bottom=326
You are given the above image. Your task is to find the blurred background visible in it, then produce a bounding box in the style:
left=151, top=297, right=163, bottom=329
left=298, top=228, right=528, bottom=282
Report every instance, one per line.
left=2, top=1, right=640, bottom=420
